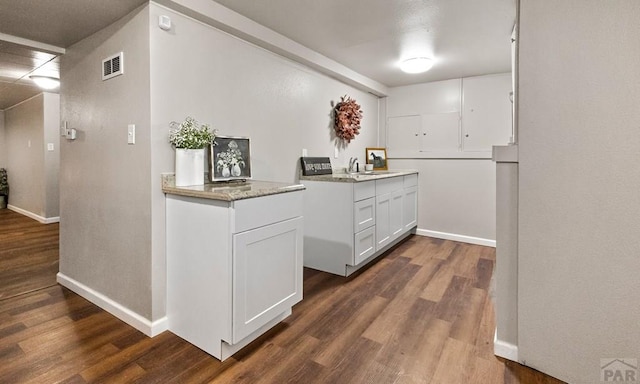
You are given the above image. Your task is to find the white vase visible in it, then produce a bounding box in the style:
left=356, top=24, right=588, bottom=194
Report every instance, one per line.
left=232, top=164, right=241, bottom=177
left=175, top=148, right=205, bottom=186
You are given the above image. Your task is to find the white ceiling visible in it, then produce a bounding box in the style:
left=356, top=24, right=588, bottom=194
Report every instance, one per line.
left=0, top=0, right=515, bottom=109
left=0, top=0, right=147, bottom=110
left=213, top=0, right=515, bottom=87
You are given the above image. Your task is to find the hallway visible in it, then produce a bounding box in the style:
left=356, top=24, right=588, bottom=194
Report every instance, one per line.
left=0, top=209, right=59, bottom=299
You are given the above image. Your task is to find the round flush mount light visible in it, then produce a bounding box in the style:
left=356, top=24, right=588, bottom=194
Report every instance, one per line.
left=399, top=57, right=434, bottom=74
left=29, top=75, right=60, bottom=90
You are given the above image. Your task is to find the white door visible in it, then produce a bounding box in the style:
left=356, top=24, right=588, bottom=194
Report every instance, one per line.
left=232, top=216, right=303, bottom=343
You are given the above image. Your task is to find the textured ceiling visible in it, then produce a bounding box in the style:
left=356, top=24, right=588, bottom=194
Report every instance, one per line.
left=0, top=41, right=59, bottom=110
left=0, top=0, right=515, bottom=109
left=212, top=0, right=516, bottom=87
left=0, top=0, right=146, bottom=110
left=0, top=0, right=148, bottom=48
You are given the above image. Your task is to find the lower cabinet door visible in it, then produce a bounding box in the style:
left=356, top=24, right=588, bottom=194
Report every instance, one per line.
left=390, top=190, right=404, bottom=240
left=353, top=226, right=376, bottom=266
left=376, top=192, right=391, bottom=251
left=403, top=185, right=418, bottom=230
left=232, top=216, right=303, bottom=344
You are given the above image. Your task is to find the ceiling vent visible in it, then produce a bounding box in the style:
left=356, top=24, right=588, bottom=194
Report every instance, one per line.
left=102, top=52, right=124, bottom=80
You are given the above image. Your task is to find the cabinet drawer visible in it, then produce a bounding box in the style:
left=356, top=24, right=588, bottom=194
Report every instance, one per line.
left=376, top=176, right=403, bottom=196
left=353, top=226, right=375, bottom=266
left=354, top=197, right=375, bottom=232
left=234, top=190, right=303, bottom=233
left=354, top=181, right=375, bottom=201
left=404, top=173, right=418, bottom=187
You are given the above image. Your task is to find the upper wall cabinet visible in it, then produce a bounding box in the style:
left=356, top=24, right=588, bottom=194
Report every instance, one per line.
left=386, top=73, right=512, bottom=159
left=462, top=74, right=512, bottom=152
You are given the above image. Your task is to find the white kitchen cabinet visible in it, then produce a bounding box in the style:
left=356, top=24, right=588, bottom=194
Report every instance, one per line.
left=375, top=192, right=391, bottom=250
left=386, top=73, right=511, bottom=159
left=354, top=197, right=375, bottom=233
left=375, top=176, right=404, bottom=251
left=403, top=174, right=418, bottom=230
left=232, top=216, right=303, bottom=343
left=166, top=188, right=304, bottom=361
left=461, top=73, right=512, bottom=152
left=301, top=171, right=418, bottom=276
left=354, top=226, right=376, bottom=265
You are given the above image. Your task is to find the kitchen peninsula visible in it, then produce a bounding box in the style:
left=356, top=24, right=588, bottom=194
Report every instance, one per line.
left=300, top=170, right=418, bottom=276
left=162, top=175, right=305, bottom=360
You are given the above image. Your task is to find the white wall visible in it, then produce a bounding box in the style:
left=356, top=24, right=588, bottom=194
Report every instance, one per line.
left=518, top=1, right=640, bottom=383
left=5, top=94, right=45, bottom=216
left=3, top=92, right=61, bottom=220
left=149, top=3, right=379, bottom=322
left=383, top=76, right=510, bottom=243
left=59, top=2, right=380, bottom=328
left=3, top=93, right=60, bottom=220
left=59, top=5, right=153, bottom=319
left=43, top=93, right=60, bottom=218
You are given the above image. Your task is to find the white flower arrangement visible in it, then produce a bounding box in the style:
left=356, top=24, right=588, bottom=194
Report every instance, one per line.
left=216, top=140, right=245, bottom=173
left=169, top=116, right=216, bottom=149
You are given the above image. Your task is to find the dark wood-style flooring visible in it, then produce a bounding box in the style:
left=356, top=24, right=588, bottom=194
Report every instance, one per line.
left=0, top=209, right=59, bottom=300
left=0, top=209, right=565, bottom=383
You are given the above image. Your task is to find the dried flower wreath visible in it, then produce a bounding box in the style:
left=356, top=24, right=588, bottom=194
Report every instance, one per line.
left=334, top=95, right=363, bottom=143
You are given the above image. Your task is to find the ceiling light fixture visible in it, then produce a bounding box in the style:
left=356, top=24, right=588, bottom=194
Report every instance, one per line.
left=29, top=75, right=60, bottom=90
left=400, top=57, right=434, bottom=74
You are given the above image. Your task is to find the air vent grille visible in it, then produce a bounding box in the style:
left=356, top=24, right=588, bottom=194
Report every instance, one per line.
left=102, top=52, right=124, bottom=80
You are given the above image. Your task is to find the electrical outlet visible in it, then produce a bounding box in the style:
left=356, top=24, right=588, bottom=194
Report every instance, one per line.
left=47, top=143, right=54, bottom=151
left=302, top=148, right=308, bottom=157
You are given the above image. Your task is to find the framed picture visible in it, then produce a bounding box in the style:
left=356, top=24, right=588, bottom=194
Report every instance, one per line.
left=209, top=136, right=252, bottom=181
left=366, top=147, right=388, bottom=170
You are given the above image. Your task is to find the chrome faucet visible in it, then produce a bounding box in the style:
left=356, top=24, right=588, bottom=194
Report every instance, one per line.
left=348, top=157, right=358, bottom=173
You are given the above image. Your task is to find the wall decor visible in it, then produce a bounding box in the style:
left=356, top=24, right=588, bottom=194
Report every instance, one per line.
left=209, top=136, right=252, bottom=181
left=169, top=116, right=215, bottom=186
left=334, top=95, right=363, bottom=143
left=366, top=147, right=388, bottom=170
left=300, top=157, right=332, bottom=176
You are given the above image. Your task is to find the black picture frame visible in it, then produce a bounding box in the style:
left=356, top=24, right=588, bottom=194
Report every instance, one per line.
left=209, top=136, right=252, bottom=181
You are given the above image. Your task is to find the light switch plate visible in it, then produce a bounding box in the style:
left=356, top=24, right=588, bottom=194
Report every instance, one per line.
left=128, top=124, right=135, bottom=144
left=47, top=143, right=54, bottom=151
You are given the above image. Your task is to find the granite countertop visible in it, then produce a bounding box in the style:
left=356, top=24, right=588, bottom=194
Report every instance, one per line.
left=162, top=174, right=305, bottom=201
left=299, top=169, right=418, bottom=183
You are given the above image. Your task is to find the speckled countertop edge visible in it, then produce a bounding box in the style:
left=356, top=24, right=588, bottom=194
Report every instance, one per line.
left=161, top=174, right=305, bottom=201
left=299, top=169, right=418, bottom=183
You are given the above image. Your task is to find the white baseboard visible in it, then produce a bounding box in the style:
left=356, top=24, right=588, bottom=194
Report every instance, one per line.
left=8, top=204, right=59, bottom=224
left=57, top=272, right=168, bottom=337
left=494, top=330, right=519, bottom=362
left=416, top=228, right=496, bottom=247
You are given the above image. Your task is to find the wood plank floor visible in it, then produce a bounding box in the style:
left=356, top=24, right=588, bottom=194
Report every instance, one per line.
left=0, top=209, right=59, bottom=300
left=0, top=214, right=565, bottom=383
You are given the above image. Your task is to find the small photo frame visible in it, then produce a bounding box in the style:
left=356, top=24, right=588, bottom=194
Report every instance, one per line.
left=366, top=147, right=388, bottom=170
left=209, top=136, right=252, bottom=181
